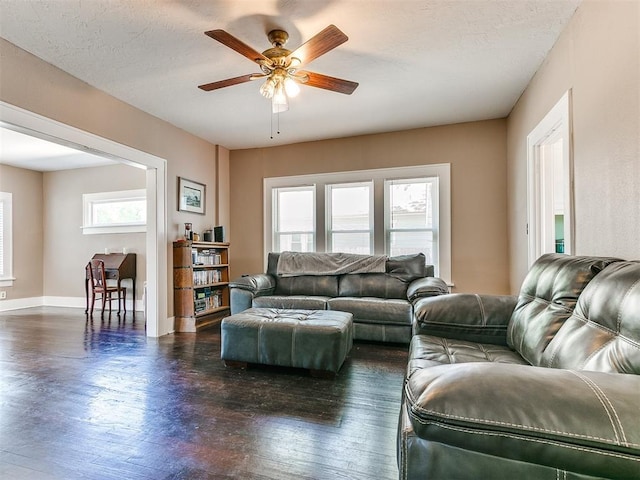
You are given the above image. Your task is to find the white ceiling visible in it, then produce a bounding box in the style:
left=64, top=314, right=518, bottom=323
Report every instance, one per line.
left=0, top=0, right=581, bottom=155
left=0, top=126, right=116, bottom=171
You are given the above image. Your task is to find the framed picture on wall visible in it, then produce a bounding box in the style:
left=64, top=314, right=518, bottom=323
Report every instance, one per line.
left=178, top=177, right=206, bottom=214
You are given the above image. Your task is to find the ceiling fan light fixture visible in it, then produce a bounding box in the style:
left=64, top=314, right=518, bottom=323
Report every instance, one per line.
left=284, top=77, right=300, bottom=98
left=260, top=77, right=277, bottom=98
left=200, top=25, right=358, bottom=126
left=272, top=81, right=289, bottom=113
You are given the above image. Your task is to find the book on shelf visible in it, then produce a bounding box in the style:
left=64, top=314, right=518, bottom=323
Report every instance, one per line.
left=191, top=248, right=223, bottom=266
left=193, top=288, right=223, bottom=313
left=192, top=269, right=222, bottom=285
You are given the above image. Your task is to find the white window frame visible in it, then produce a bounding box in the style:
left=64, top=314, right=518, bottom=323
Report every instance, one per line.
left=271, top=185, right=316, bottom=252
left=82, top=189, right=147, bottom=235
left=384, top=177, right=439, bottom=266
left=264, top=164, right=452, bottom=284
left=527, top=90, right=574, bottom=265
left=0, top=192, right=14, bottom=287
left=326, top=181, right=374, bottom=254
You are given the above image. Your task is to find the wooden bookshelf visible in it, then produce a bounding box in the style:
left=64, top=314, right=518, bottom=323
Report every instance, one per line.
left=173, top=240, right=230, bottom=332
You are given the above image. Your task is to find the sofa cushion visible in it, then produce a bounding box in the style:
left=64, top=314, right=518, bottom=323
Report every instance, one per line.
left=407, top=334, right=527, bottom=378
left=338, top=273, right=409, bottom=299
left=507, top=253, right=621, bottom=366
left=405, top=363, right=640, bottom=479
left=275, top=275, right=339, bottom=297
left=328, top=297, right=412, bottom=326
left=265, top=252, right=338, bottom=296
left=386, top=253, right=427, bottom=280
left=338, top=253, right=428, bottom=298
left=252, top=295, right=330, bottom=311
left=541, top=260, right=640, bottom=373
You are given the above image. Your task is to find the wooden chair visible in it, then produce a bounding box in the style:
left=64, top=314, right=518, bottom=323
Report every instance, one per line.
left=86, top=259, right=126, bottom=316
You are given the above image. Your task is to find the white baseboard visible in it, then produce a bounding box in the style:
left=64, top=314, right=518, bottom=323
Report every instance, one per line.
left=0, top=296, right=44, bottom=311
left=0, top=296, right=144, bottom=312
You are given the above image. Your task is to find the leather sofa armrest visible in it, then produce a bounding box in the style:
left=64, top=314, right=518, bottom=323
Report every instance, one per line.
left=405, top=363, right=640, bottom=479
left=413, top=293, right=517, bottom=345
left=229, top=274, right=276, bottom=314
left=406, top=277, right=449, bottom=302
left=229, top=274, right=276, bottom=296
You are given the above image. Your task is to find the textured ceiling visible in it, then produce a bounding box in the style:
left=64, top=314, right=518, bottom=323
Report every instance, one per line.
left=0, top=0, right=581, bottom=151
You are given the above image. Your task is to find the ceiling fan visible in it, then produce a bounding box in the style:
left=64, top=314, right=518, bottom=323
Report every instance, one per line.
left=198, top=25, right=359, bottom=113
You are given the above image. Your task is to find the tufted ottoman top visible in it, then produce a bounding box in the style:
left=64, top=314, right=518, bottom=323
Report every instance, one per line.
left=227, top=307, right=351, bottom=328
left=221, top=308, right=353, bottom=375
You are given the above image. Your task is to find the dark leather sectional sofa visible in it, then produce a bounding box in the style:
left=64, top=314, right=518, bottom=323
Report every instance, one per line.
left=399, top=254, right=640, bottom=479
left=229, top=252, right=448, bottom=344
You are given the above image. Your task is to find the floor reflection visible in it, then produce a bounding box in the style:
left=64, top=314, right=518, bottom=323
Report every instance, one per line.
left=0, top=306, right=408, bottom=479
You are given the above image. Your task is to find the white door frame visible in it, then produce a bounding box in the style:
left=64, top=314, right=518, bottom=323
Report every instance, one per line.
left=0, top=101, right=169, bottom=337
left=526, top=90, right=574, bottom=265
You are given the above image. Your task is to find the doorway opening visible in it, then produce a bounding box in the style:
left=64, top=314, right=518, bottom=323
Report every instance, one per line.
left=0, top=101, right=169, bottom=337
left=527, top=90, right=574, bottom=265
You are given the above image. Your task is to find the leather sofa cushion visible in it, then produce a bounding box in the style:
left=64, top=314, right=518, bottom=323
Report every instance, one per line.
left=267, top=252, right=339, bottom=296
left=275, top=275, right=339, bottom=297
left=507, top=253, right=621, bottom=366
left=386, top=253, right=426, bottom=280
left=338, top=273, right=409, bottom=299
left=328, top=297, right=412, bottom=325
left=405, top=363, right=640, bottom=479
left=252, top=295, right=330, bottom=311
left=541, top=260, right=640, bottom=373
left=407, top=334, right=526, bottom=379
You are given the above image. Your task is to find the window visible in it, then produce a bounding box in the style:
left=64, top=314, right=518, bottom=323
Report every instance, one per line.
left=386, top=178, right=438, bottom=265
left=0, top=192, right=14, bottom=287
left=272, top=186, right=315, bottom=252
left=264, top=164, right=451, bottom=283
left=326, top=182, right=373, bottom=254
left=82, top=189, right=147, bottom=235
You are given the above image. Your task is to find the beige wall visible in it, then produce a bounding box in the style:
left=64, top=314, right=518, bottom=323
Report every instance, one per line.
left=0, top=38, right=224, bottom=317
left=230, top=119, right=509, bottom=294
left=216, top=145, right=231, bottom=236
left=506, top=0, right=640, bottom=290
left=43, top=164, right=146, bottom=301
left=0, top=164, right=44, bottom=300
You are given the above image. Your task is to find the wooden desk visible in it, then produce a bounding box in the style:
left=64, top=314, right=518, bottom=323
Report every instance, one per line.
left=86, top=253, right=137, bottom=313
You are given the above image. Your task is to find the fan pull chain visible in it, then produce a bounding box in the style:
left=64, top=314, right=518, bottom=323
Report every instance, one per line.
left=269, top=110, right=282, bottom=140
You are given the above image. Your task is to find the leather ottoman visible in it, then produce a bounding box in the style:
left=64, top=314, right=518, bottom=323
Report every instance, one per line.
left=221, top=308, right=353, bottom=377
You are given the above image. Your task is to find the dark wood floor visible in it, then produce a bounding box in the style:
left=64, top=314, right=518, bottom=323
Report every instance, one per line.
left=0, top=307, right=408, bottom=480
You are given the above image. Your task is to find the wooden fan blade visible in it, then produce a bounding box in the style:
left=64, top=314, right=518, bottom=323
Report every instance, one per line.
left=198, top=74, right=255, bottom=91
left=300, top=71, right=359, bottom=95
left=205, top=29, right=271, bottom=65
left=287, top=25, right=348, bottom=66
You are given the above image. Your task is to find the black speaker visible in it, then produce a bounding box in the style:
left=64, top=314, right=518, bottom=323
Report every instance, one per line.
left=214, top=226, right=224, bottom=243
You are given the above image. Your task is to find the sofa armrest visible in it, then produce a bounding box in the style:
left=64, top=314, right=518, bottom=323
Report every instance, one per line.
left=405, top=363, right=640, bottom=479
left=229, top=274, right=276, bottom=295
left=229, top=274, right=276, bottom=314
left=406, top=277, right=449, bottom=302
left=413, top=293, right=517, bottom=345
